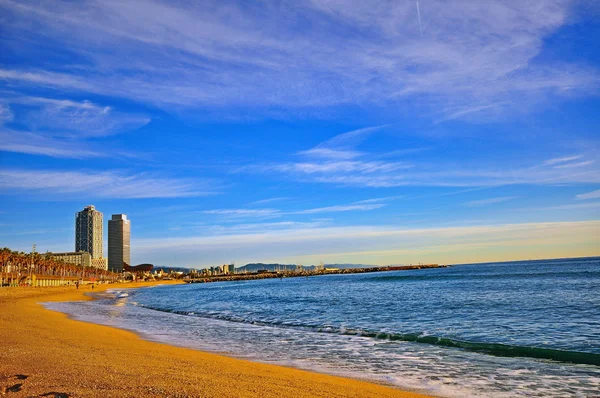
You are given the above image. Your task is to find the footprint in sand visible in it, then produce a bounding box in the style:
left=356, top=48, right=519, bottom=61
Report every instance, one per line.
left=4, top=383, right=23, bottom=393
left=1, top=374, right=69, bottom=397
left=2, top=374, right=27, bottom=394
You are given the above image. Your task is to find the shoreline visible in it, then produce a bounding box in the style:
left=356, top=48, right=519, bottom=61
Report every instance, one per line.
left=0, top=283, right=431, bottom=397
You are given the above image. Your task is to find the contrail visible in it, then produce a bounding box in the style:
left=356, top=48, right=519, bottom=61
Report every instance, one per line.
left=416, top=1, right=423, bottom=37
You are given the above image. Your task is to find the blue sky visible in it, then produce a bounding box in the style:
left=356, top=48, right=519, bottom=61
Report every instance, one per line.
left=0, top=0, right=599, bottom=268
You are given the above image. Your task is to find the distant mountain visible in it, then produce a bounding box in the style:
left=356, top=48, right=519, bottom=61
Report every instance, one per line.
left=324, top=263, right=380, bottom=269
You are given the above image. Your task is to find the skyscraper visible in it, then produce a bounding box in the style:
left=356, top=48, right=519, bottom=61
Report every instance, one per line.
left=75, top=205, right=103, bottom=259
left=108, top=214, right=130, bottom=273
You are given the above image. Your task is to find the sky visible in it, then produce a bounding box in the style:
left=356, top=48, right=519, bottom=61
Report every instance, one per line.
left=0, top=0, right=599, bottom=268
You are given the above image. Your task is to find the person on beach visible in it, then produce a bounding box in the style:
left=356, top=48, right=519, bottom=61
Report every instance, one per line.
left=76, top=281, right=79, bottom=289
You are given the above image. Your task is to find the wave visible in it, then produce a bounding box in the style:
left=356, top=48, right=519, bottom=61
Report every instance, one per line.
left=130, top=302, right=600, bottom=366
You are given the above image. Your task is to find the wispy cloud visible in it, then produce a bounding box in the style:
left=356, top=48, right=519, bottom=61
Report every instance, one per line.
left=553, top=161, right=595, bottom=169
left=274, top=160, right=413, bottom=174
left=206, top=220, right=332, bottom=234
left=249, top=197, right=290, bottom=205
left=1, top=1, right=597, bottom=117
left=0, top=104, right=13, bottom=123
left=249, top=151, right=600, bottom=188
left=576, top=189, right=600, bottom=200
left=0, top=130, right=103, bottom=158
left=439, top=102, right=506, bottom=122
left=298, top=148, right=362, bottom=160
left=543, top=155, right=583, bottom=166
left=541, top=202, right=600, bottom=211
left=377, top=147, right=432, bottom=159
left=203, top=200, right=387, bottom=220
left=0, top=68, right=93, bottom=91
left=0, top=95, right=150, bottom=158
left=10, top=95, right=150, bottom=138
left=353, top=196, right=403, bottom=204
left=298, top=125, right=390, bottom=159
left=291, top=203, right=385, bottom=214
left=0, top=169, right=212, bottom=198
left=465, top=196, right=519, bottom=207
left=202, top=209, right=280, bottom=218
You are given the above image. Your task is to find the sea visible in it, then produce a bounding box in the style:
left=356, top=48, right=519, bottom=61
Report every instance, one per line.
left=44, top=257, right=600, bottom=397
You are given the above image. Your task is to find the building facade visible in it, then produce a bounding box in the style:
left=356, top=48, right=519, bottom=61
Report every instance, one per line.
left=108, top=214, right=131, bottom=273
left=91, top=257, right=108, bottom=270
left=47, top=251, right=91, bottom=268
left=75, top=205, right=103, bottom=259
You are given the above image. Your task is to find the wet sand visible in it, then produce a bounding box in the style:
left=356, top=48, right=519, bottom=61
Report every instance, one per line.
left=0, top=282, right=431, bottom=397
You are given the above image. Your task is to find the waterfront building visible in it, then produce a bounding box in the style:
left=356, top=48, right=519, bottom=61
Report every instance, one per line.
left=75, top=205, right=103, bottom=259
left=91, top=257, right=108, bottom=270
left=108, top=214, right=131, bottom=273
left=47, top=251, right=91, bottom=268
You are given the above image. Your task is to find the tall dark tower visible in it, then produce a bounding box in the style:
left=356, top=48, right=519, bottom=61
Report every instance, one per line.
left=108, top=214, right=131, bottom=272
left=75, top=205, right=103, bottom=259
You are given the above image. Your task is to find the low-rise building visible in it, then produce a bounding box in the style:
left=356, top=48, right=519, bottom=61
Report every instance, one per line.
left=91, top=257, right=108, bottom=270
left=46, top=251, right=91, bottom=268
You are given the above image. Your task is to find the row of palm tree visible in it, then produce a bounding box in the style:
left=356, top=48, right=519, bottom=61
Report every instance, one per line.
left=0, top=247, right=120, bottom=286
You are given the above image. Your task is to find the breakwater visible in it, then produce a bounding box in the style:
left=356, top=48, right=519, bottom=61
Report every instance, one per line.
left=184, top=264, right=446, bottom=284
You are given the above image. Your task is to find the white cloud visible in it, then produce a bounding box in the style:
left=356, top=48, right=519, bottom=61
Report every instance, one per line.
left=0, top=95, right=150, bottom=158
left=0, top=169, right=210, bottom=198
left=542, top=202, right=600, bottom=210
left=207, top=220, right=332, bottom=233
left=576, top=189, right=600, bottom=200
left=298, top=148, right=362, bottom=160
left=543, top=155, right=583, bottom=166
left=353, top=196, right=403, bottom=204
left=202, top=209, right=281, bottom=218
left=0, top=68, right=93, bottom=91
left=291, top=203, right=385, bottom=214
left=251, top=152, right=600, bottom=188
left=440, top=103, right=506, bottom=121
left=316, top=125, right=388, bottom=149
left=0, top=104, right=13, bottom=123
left=249, top=197, right=290, bottom=205
left=0, top=1, right=597, bottom=117
left=466, top=196, right=519, bottom=207
left=203, top=201, right=386, bottom=219
left=553, top=160, right=595, bottom=169
left=12, top=96, right=150, bottom=138
left=0, top=130, right=103, bottom=158
left=276, top=160, right=413, bottom=174
left=298, top=125, right=390, bottom=160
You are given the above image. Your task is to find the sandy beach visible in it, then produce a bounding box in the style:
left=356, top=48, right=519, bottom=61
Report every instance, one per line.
left=0, top=282, right=430, bottom=398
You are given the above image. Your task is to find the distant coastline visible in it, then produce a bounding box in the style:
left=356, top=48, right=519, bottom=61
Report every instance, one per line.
left=185, top=263, right=447, bottom=284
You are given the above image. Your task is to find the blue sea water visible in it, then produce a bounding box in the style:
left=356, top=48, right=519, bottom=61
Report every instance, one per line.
left=45, top=257, right=600, bottom=397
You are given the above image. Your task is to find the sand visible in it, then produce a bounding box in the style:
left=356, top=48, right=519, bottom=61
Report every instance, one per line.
left=0, top=282, right=431, bottom=398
